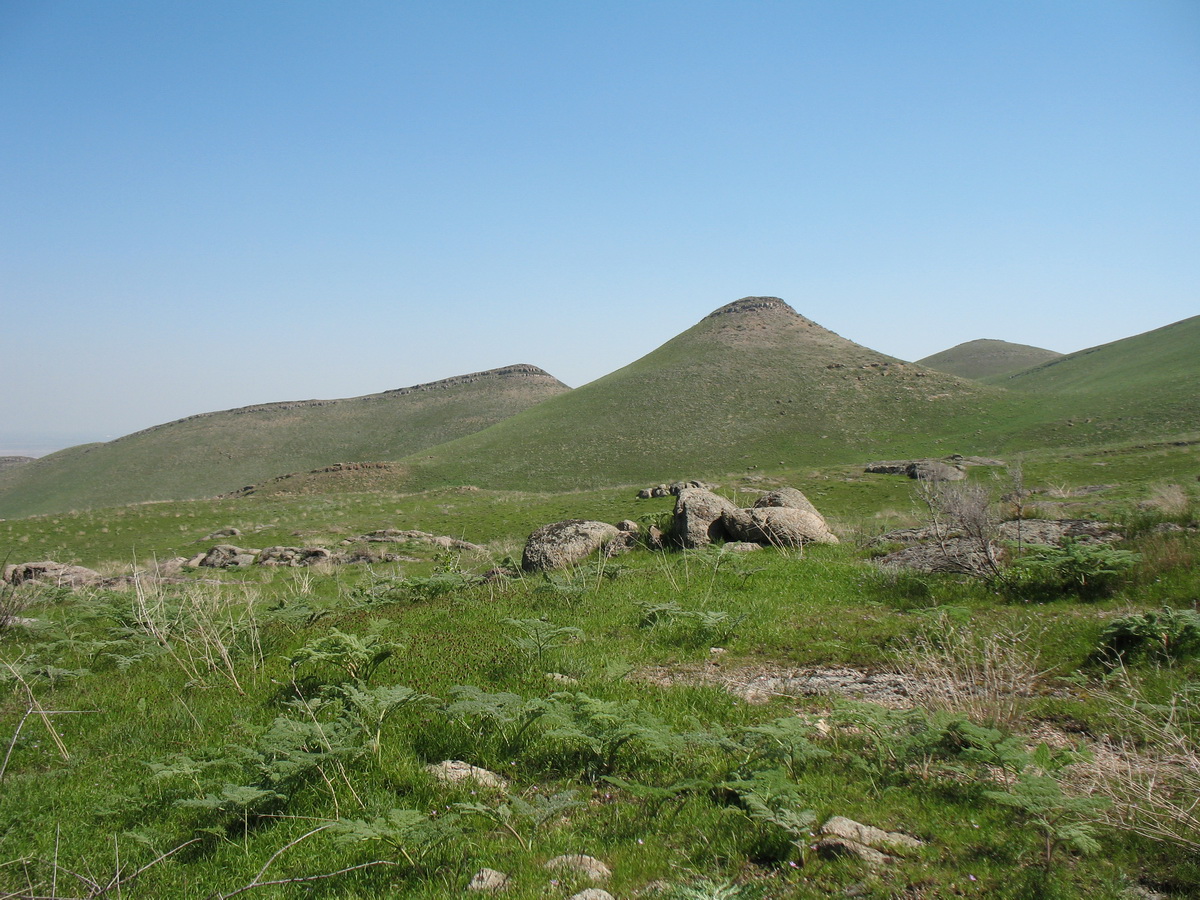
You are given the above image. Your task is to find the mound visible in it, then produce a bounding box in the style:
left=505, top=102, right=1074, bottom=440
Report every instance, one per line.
left=0, top=365, right=568, bottom=516
left=918, top=339, right=1062, bottom=381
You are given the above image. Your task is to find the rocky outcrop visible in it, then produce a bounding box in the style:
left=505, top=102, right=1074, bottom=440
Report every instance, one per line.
left=199, top=545, right=258, bottom=568
left=753, top=487, right=822, bottom=517
left=865, top=459, right=966, bottom=482
left=522, top=521, right=620, bottom=572
left=257, top=546, right=333, bottom=566
left=545, top=854, right=612, bottom=881
left=815, top=815, right=922, bottom=867
left=358, top=529, right=484, bottom=552
left=4, top=561, right=103, bottom=587
left=671, top=488, right=740, bottom=548
left=636, top=480, right=711, bottom=499
left=424, top=760, right=509, bottom=792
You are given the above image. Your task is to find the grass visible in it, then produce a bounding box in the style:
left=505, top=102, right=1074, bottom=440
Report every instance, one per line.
left=2, top=454, right=1200, bottom=897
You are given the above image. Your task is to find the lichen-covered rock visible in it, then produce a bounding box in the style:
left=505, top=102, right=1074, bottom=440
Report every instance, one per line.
left=199, top=544, right=256, bottom=568
left=722, top=506, right=838, bottom=547
left=545, top=854, right=611, bottom=881
left=257, top=546, right=333, bottom=566
left=522, top=520, right=620, bottom=572
left=468, top=867, right=509, bottom=891
left=4, top=561, right=102, bottom=587
left=425, top=760, right=509, bottom=792
left=753, top=487, right=822, bottom=517
left=671, top=488, right=739, bottom=548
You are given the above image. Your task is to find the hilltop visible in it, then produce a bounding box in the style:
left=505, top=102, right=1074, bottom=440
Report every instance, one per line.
left=0, top=365, right=568, bottom=517
left=917, top=339, right=1062, bottom=381
left=365, top=297, right=1022, bottom=494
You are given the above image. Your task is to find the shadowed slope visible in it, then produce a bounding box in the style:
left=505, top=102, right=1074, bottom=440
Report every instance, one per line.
left=0, top=366, right=568, bottom=516
left=918, top=339, right=1062, bottom=381
left=380, top=298, right=1024, bottom=493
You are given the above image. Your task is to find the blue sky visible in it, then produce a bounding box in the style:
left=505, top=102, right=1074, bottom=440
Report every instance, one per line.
left=2, top=1, right=1197, bottom=456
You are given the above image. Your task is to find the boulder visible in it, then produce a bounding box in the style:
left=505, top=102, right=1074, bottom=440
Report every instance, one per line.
left=522, top=521, right=620, bottom=572
left=616, top=519, right=640, bottom=533
left=671, top=489, right=739, bottom=548
left=753, top=487, right=821, bottom=517
left=645, top=525, right=666, bottom=551
left=4, top=561, right=102, bottom=588
left=814, top=816, right=922, bottom=868
left=722, top=507, right=839, bottom=547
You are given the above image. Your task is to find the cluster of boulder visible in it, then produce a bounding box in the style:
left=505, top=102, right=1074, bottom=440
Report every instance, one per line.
left=521, top=485, right=837, bottom=573
left=864, top=455, right=1006, bottom=483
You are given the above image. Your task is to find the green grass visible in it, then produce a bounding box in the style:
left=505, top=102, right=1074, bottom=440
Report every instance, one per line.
left=917, top=338, right=1063, bottom=381
left=2, top=452, right=1199, bottom=898
left=0, top=366, right=568, bottom=518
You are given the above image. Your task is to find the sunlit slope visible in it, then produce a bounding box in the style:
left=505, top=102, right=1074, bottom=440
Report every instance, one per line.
left=983, top=315, right=1200, bottom=444
left=0, top=366, right=568, bottom=517
left=386, top=298, right=1026, bottom=492
left=918, top=339, right=1062, bottom=381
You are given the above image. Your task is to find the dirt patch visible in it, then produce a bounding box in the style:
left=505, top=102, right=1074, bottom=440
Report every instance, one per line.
left=633, top=661, right=920, bottom=707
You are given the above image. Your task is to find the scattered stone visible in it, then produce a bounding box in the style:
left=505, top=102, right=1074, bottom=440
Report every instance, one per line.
left=997, top=518, right=1121, bottom=546
left=522, top=520, right=620, bottom=572
left=257, top=546, right=332, bottom=566
left=359, top=529, right=484, bottom=552
left=545, top=854, right=611, bottom=881
left=199, top=545, right=256, bottom=568
left=547, top=672, right=579, bottom=685
left=568, top=890, right=615, bottom=900
left=424, top=760, right=509, bottom=792
left=468, top=867, right=509, bottom=891
left=4, top=561, right=102, bottom=587
left=671, top=488, right=739, bottom=548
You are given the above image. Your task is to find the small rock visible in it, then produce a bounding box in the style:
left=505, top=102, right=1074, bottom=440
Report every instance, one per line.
left=547, top=672, right=579, bottom=685
left=468, top=867, right=509, bottom=891
left=820, top=816, right=922, bottom=853
left=205, top=527, right=241, bottom=539
left=814, top=835, right=892, bottom=867
left=569, top=890, right=615, bottom=900
left=545, top=854, right=612, bottom=881
left=424, top=760, right=509, bottom=792
left=616, top=519, right=639, bottom=532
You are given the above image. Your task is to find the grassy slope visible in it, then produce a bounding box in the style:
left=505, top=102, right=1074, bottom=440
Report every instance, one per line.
left=982, top=314, right=1200, bottom=448
left=917, top=339, right=1063, bottom=380
left=0, top=366, right=568, bottom=518
left=374, top=298, right=1030, bottom=494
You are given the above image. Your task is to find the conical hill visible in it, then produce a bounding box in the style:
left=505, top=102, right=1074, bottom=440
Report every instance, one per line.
left=387, top=298, right=1021, bottom=493
left=0, top=365, right=568, bottom=516
left=918, top=339, right=1062, bottom=381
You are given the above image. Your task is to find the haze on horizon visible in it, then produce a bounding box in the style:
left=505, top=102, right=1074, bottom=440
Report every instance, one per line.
left=2, top=1, right=1198, bottom=458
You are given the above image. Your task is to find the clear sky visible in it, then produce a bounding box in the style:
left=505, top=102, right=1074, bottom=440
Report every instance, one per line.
left=2, top=1, right=1197, bottom=456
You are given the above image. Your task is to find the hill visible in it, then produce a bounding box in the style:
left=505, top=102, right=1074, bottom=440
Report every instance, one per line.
left=917, top=339, right=1062, bottom=380
left=0, top=365, right=568, bottom=517
left=359, top=297, right=1026, bottom=494
left=982, top=314, right=1200, bottom=445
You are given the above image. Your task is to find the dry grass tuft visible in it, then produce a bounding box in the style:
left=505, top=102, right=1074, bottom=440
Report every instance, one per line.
left=891, top=616, right=1044, bottom=730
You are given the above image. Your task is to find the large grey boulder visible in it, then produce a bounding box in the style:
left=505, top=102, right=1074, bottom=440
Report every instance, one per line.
left=671, top=488, right=739, bottom=548
left=722, top=507, right=839, bottom=547
left=522, top=520, right=620, bottom=572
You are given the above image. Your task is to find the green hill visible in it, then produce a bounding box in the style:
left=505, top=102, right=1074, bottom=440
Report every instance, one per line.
left=982, top=314, right=1200, bottom=445
left=0, top=365, right=568, bottom=517
left=917, top=339, right=1062, bottom=381
left=366, top=297, right=1027, bottom=493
